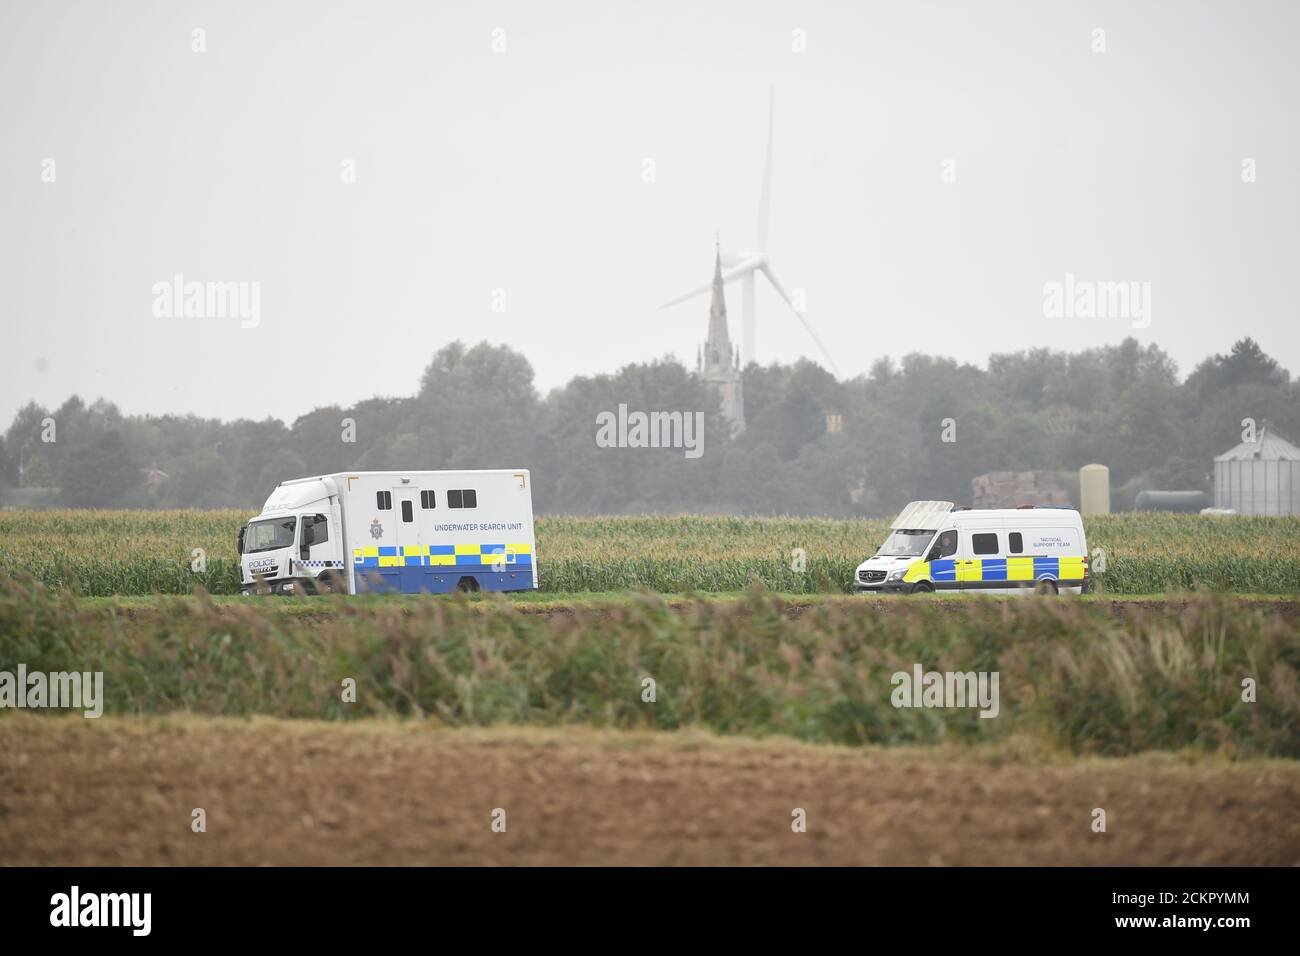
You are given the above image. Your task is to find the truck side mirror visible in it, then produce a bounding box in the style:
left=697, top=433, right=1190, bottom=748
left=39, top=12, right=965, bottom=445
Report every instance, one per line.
left=236, top=526, right=246, bottom=554
left=300, top=519, right=315, bottom=558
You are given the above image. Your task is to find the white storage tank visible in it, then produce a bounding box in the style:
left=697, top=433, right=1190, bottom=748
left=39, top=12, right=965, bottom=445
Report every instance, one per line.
left=1079, top=463, right=1110, bottom=515
left=1214, top=424, right=1300, bottom=515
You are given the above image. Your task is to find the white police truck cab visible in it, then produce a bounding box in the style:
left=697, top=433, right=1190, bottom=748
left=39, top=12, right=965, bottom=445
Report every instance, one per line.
left=237, top=470, right=537, bottom=595
left=854, top=500, right=1089, bottom=595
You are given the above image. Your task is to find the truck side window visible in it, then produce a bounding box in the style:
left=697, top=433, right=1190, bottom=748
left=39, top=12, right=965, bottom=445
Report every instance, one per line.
left=972, top=532, right=999, bottom=555
left=420, top=490, right=435, bottom=509
left=931, top=529, right=957, bottom=560
left=447, top=489, right=477, bottom=509
left=401, top=500, right=413, bottom=523
left=377, top=491, right=392, bottom=510
left=1008, top=532, right=1023, bottom=554
left=304, top=514, right=328, bottom=545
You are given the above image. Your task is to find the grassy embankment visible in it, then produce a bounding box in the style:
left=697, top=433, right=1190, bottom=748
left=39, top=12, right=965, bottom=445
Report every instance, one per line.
left=3, top=574, right=1295, bottom=757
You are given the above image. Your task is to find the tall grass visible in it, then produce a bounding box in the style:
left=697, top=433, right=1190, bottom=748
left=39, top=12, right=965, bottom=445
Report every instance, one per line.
left=1, top=573, right=1295, bottom=756
left=2, top=510, right=1299, bottom=595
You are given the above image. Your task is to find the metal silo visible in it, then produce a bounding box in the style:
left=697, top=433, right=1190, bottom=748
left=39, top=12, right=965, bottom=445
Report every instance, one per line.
left=1213, top=424, right=1300, bottom=515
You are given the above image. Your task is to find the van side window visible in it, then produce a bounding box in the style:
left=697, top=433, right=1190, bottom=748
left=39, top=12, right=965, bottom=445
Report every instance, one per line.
left=931, top=529, right=957, bottom=560
left=447, top=490, right=462, bottom=508
left=376, top=491, right=392, bottom=510
left=972, top=532, right=999, bottom=556
left=420, top=490, right=436, bottom=509
left=1008, top=532, right=1023, bottom=554
left=463, top=489, right=477, bottom=508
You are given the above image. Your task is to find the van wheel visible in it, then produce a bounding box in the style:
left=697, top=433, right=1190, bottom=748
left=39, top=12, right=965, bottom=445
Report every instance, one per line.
left=1035, top=578, right=1059, bottom=595
left=457, top=577, right=480, bottom=593
left=910, top=582, right=934, bottom=595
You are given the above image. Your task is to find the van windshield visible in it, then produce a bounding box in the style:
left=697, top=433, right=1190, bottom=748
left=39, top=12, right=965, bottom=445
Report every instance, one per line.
left=877, top=529, right=936, bottom=557
left=245, top=516, right=297, bottom=554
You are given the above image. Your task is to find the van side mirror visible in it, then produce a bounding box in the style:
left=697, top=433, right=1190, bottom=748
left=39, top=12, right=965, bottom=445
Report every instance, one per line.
left=926, top=547, right=940, bottom=563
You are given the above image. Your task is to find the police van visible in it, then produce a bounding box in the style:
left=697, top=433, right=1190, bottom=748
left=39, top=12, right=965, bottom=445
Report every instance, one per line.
left=237, top=470, right=537, bottom=595
left=853, top=500, right=1089, bottom=595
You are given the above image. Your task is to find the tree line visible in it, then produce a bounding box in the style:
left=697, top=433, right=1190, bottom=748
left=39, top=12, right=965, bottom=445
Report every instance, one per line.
left=2, top=337, right=1295, bottom=516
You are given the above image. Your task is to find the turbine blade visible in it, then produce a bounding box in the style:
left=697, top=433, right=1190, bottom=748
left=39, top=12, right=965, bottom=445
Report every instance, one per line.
left=658, top=283, right=712, bottom=310
left=659, top=258, right=764, bottom=309
left=756, top=88, right=774, bottom=250
left=760, top=264, right=840, bottom=375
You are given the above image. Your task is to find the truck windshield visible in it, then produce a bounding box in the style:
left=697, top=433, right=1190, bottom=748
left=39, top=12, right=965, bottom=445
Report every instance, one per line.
left=877, top=529, right=937, bottom=557
left=245, top=517, right=297, bottom=554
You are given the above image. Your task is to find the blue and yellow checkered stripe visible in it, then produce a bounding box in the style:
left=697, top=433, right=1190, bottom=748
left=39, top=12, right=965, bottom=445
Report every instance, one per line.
left=353, top=543, right=533, bottom=568
left=905, top=556, right=1086, bottom=585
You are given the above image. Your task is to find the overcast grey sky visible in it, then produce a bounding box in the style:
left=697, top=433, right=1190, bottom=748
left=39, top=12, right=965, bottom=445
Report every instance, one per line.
left=2, top=0, right=1297, bottom=425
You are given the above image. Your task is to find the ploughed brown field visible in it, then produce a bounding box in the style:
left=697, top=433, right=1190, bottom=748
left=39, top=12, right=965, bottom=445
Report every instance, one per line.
left=4, top=716, right=1297, bottom=866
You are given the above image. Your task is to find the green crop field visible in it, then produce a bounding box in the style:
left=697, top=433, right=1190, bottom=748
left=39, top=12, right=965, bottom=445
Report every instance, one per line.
left=1, top=509, right=1299, bottom=596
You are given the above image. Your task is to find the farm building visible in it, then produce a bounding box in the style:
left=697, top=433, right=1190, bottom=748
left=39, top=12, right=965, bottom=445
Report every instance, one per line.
left=1213, top=424, right=1300, bottom=515
left=971, top=470, right=1072, bottom=509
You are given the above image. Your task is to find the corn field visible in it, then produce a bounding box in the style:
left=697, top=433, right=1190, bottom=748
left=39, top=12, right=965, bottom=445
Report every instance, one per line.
left=1, top=509, right=1298, bottom=595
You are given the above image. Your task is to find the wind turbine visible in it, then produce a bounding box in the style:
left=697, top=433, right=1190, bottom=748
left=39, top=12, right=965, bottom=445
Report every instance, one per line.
left=660, top=89, right=838, bottom=375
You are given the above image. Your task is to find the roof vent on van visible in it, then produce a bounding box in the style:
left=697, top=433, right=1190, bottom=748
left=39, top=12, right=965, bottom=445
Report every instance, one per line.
left=1016, top=504, right=1035, bottom=509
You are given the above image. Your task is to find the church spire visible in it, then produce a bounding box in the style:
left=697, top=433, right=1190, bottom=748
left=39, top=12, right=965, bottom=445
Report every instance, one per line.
left=706, top=236, right=731, bottom=362
left=698, top=236, right=745, bottom=435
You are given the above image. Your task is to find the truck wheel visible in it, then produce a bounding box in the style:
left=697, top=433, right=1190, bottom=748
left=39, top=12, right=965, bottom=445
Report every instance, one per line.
left=910, top=582, right=934, bottom=595
left=316, top=571, right=344, bottom=594
left=456, top=577, right=480, bottom=593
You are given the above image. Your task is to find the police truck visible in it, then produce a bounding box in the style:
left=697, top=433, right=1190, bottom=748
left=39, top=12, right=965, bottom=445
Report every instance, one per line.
left=237, top=470, right=537, bottom=595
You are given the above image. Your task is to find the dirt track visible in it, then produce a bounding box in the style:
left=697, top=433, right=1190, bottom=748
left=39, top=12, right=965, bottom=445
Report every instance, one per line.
left=753, top=596, right=1300, bottom=624
left=3, top=716, right=1297, bottom=866
left=102, top=594, right=1300, bottom=628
